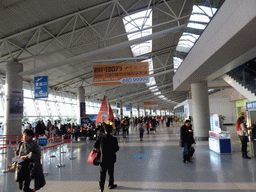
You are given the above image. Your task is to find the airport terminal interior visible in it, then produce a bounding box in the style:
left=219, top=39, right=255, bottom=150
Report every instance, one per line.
left=1, top=0, right=256, bottom=191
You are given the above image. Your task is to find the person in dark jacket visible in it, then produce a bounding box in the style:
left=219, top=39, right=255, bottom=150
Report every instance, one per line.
left=94, top=125, right=119, bottom=192
left=15, top=129, right=46, bottom=192
left=180, top=120, right=195, bottom=163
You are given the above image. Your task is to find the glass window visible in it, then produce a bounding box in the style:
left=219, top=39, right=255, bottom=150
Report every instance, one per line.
left=59, top=103, right=68, bottom=116
left=49, top=102, right=59, bottom=116
left=37, top=100, right=48, bottom=116
left=24, top=99, right=37, bottom=116
left=23, top=89, right=32, bottom=98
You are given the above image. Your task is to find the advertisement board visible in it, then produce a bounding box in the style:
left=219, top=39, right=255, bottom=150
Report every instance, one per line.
left=144, top=101, right=158, bottom=107
left=9, top=89, right=23, bottom=120
left=93, top=62, right=149, bottom=86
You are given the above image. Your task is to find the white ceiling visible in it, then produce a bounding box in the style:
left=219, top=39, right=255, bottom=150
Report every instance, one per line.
left=0, top=0, right=221, bottom=109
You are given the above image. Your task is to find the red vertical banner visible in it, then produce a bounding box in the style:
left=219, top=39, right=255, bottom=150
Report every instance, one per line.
left=108, top=103, right=114, bottom=121
left=96, top=96, right=108, bottom=124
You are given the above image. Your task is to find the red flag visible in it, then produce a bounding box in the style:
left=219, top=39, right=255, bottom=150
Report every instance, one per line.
left=108, top=103, right=114, bottom=121
left=96, top=96, right=108, bottom=124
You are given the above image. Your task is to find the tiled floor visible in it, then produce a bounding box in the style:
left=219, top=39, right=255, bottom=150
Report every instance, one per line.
left=1, top=124, right=256, bottom=192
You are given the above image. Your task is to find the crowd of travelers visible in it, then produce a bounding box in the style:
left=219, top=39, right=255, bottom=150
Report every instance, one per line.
left=15, top=114, right=256, bottom=192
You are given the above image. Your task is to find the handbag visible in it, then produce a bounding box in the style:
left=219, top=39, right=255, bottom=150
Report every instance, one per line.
left=179, top=139, right=184, bottom=147
left=87, top=149, right=100, bottom=166
left=8, top=162, right=17, bottom=172
left=9, top=142, right=23, bottom=172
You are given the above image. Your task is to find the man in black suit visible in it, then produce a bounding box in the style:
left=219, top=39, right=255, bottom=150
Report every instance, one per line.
left=94, top=125, right=119, bottom=192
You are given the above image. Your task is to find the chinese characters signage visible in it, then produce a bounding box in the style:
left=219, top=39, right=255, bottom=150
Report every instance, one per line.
left=34, top=76, right=48, bottom=98
left=93, top=62, right=149, bottom=86
left=144, top=101, right=158, bottom=107
left=246, top=101, right=256, bottom=110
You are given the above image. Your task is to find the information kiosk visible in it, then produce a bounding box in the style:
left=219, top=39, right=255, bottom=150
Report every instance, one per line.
left=209, top=114, right=232, bottom=154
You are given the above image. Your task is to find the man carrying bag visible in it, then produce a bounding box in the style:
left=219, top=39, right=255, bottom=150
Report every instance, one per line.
left=94, top=125, right=119, bottom=192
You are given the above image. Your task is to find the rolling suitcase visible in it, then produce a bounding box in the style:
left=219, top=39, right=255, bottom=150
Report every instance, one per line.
left=189, top=147, right=195, bottom=158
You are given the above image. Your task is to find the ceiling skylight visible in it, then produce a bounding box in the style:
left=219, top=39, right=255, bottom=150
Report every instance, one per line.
left=122, top=9, right=176, bottom=106
left=174, top=5, right=218, bottom=72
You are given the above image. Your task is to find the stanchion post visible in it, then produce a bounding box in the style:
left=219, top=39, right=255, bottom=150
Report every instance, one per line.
left=56, top=143, right=65, bottom=168
left=49, top=133, right=55, bottom=158
left=70, top=135, right=76, bottom=160
left=61, top=135, right=66, bottom=153
left=2, top=145, right=10, bottom=173
left=41, top=147, right=48, bottom=176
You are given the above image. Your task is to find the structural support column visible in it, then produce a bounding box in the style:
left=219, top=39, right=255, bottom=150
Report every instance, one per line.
left=120, top=101, right=123, bottom=119
left=4, top=60, right=23, bottom=136
left=77, top=86, right=85, bottom=124
left=137, top=105, right=140, bottom=117
left=191, top=81, right=211, bottom=141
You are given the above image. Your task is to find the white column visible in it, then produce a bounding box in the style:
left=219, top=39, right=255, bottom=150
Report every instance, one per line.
left=77, top=86, right=85, bottom=124
left=4, top=60, right=23, bottom=136
left=191, top=81, right=211, bottom=141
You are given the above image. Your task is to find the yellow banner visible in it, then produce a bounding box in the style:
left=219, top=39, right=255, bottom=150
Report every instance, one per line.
left=93, top=62, right=149, bottom=86
left=144, top=101, right=158, bottom=107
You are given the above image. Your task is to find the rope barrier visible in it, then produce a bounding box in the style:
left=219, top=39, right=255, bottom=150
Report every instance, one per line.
left=1, top=134, right=74, bottom=174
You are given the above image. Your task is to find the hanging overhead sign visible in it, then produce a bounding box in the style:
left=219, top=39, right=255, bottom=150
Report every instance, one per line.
left=126, top=105, right=130, bottom=111
left=246, top=101, right=256, bottom=110
left=93, top=62, right=149, bottom=86
left=144, top=101, right=158, bottom=107
left=34, top=76, right=48, bottom=98
left=162, top=108, right=170, bottom=110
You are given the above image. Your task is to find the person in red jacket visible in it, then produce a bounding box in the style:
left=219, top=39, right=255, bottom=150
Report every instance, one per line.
left=146, top=120, right=150, bottom=134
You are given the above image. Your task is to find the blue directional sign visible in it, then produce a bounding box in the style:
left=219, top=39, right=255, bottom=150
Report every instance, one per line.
left=34, top=76, right=48, bottom=98
left=117, top=103, right=121, bottom=108
left=246, top=101, right=256, bottom=110
left=126, top=105, right=130, bottom=111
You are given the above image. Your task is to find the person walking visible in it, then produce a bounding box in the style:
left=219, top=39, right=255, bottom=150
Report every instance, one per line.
left=15, top=129, right=46, bottom=192
left=146, top=120, right=150, bottom=134
left=180, top=120, right=195, bottom=163
left=236, top=116, right=251, bottom=159
left=94, top=125, right=119, bottom=192
left=139, top=120, right=144, bottom=141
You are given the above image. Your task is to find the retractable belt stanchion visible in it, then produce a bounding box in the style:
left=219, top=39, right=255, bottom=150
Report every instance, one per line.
left=70, top=135, right=76, bottom=160
left=56, top=141, right=65, bottom=168
left=61, top=135, right=66, bottom=153
left=2, top=142, right=10, bottom=173
left=49, top=133, right=56, bottom=158
left=41, top=147, right=48, bottom=176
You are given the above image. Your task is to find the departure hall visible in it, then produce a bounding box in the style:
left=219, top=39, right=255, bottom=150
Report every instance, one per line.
left=1, top=0, right=256, bottom=191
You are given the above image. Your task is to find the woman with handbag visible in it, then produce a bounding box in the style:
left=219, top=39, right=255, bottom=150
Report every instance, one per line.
left=15, top=129, right=46, bottom=192
left=236, top=116, right=251, bottom=159
left=180, top=120, right=195, bottom=163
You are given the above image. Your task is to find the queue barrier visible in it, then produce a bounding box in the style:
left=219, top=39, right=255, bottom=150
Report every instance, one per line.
left=0, top=134, right=75, bottom=174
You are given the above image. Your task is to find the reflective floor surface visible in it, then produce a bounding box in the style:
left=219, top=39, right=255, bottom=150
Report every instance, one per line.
left=1, top=124, right=256, bottom=192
